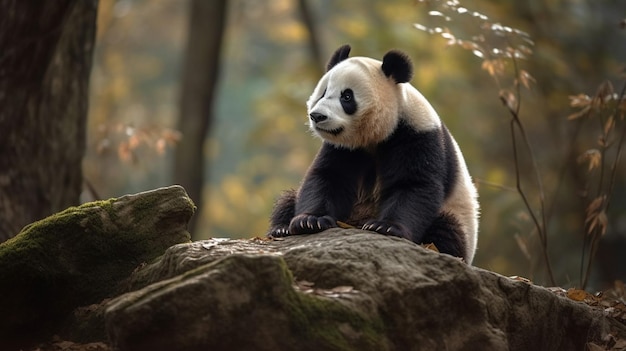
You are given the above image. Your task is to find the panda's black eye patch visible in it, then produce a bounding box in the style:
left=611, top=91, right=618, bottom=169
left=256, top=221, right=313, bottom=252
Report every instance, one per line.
left=340, top=89, right=353, bottom=102
left=340, top=89, right=357, bottom=115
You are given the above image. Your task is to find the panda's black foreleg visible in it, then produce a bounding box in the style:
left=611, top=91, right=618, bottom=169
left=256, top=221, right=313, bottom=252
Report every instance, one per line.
left=288, top=143, right=370, bottom=235
left=266, top=189, right=339, bottom=237
left=421, top=213, right=467, bottom=261
left=267, top=189, right=297, bottom=237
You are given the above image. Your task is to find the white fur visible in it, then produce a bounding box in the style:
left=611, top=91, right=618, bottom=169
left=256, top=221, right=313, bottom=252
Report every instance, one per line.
left=442, top=139, right=480, bottom=263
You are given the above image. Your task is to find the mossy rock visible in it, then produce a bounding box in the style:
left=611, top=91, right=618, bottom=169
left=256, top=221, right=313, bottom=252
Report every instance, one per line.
left=106, top=255, right=388, bottom=351
left=0, top=185, right=194, bottom=348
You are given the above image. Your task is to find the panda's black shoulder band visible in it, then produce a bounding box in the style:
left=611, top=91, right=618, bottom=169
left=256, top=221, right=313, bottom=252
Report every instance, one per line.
left=327, top=44, right=351, bottom=72
left=382, top=50, right=413, bottom=84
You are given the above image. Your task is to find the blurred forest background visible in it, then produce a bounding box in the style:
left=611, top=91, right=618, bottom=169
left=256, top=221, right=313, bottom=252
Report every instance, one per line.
left=83, top=0, right=626, bottom=289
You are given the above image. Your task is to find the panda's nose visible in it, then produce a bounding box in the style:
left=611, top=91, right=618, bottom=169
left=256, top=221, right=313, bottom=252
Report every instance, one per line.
left=309, top=112, right=327, bottom=123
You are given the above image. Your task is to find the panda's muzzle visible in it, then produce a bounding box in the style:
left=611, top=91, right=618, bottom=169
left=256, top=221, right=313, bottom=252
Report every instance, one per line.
left=310, top=113, right=343, bottom=136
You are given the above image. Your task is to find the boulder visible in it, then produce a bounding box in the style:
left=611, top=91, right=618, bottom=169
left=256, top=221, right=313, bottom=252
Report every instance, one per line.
left=106, top=229, right=610, bottom=351
left=0, top=185, right=195, bottom=349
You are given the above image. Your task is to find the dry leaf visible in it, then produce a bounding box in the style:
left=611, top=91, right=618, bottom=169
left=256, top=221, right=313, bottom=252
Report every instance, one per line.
left=577, top=149, right=601, bottom=172
left=336, top=221, right=354, bottom=229
left=499, top=89, right=518, bottom=111
left=604, top=115, right=615, bottom=135
left=569, top=94, right=591, bottom=108
left=567, top=288, right=589, bottom=302
left=586, top=196, right=605, bottom=217
left=518, top=70, right=535, bottom=89
left=422, top=243, right=440, bottom=253
left=331, top=286, right=355, bottom=293
left=509, top=275, right=532, bottom=284
left=482, top=59, right=505, bottom=77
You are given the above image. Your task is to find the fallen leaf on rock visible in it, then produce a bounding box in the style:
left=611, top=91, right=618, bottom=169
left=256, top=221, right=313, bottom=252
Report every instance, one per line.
left=336, top=221, right=354, bottom=229
left=509, top=276, right=532, bottom=284
left=567, top=288, right=590, bottom=302
left=421, top=243, right=439, bottom=253
left=331, top=286, right=354, bottom=293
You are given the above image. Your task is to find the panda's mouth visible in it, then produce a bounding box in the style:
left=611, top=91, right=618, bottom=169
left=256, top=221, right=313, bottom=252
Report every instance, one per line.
left=315, top=126, right=344, bottom=136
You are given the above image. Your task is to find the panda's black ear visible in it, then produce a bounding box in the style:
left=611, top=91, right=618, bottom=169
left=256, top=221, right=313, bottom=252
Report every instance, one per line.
left=327, top=44, right=351, bottom=72
left=382, top=50, right=413, bottom=83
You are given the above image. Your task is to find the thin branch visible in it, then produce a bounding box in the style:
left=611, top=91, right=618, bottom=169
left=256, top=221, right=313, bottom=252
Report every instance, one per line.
left=506, top=54, right=556, bottom=286
left=604, top=80, right=626, bottom=212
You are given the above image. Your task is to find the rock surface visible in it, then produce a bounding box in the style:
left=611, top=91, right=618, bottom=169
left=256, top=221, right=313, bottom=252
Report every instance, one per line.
left=0, top=185, right=195, bottom=349
left=106, top=230, right=610, bottom=351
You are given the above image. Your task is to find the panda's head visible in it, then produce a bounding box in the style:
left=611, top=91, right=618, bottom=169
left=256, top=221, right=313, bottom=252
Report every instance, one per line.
left=306, top=45, right=414, bottom=149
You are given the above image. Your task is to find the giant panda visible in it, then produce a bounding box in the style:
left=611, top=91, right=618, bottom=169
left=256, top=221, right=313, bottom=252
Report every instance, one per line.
left=267, top=45, right=479, bottom=264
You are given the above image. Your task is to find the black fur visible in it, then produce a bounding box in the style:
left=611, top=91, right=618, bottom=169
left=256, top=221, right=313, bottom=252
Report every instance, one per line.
left=340, top=89, right=357, bottom=115
left=268, top=121, right=468, bottom=260
left=326, top=44, right=351, bottom=72
left=382, top=50, right=413, bottom=83
left=422, top=213, right=467, bottom=259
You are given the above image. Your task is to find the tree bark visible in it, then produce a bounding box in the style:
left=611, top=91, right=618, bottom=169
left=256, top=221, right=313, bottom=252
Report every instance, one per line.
left=174, top=0, right=228, bottom=236
left=297, top=0, right=324, bottom=73
left=0, top=1, right=98, bottom=242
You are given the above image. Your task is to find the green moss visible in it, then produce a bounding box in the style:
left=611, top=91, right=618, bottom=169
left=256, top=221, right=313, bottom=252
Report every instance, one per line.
left=0, top=186, right=194, bottom=345
left=221, top=256, right=388, bottom=351
left=272, top=260, right=387, bottom=351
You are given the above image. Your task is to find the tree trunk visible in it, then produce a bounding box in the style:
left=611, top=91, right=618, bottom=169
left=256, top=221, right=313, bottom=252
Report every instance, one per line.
left=174, top=0, right=228, bottom=236
left=297, top=0, right=324, bottom=73
left=0, top=1, right=98, bottom=242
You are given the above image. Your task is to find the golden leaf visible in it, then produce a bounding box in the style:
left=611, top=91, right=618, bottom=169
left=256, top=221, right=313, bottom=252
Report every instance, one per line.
left=336, top=221, right=354, bottom=229
left=422, top=243, right=440, bottom=253
left=585, top=196, right=608, bottom=236
left=518, top=70, right=535, bottom=89
left=156, top=138, right=167, bottom=155
left=603, top=115, right=615, bottom=135
left=577, top=149, right=601, bottom=172
left=482, top=59, right=505, bottom=77
left=499, top=89, right=517, bottom=111
left=566, top=288, right=588, bottom=301
left=569, top=94, right=591, bottom=108
left=586, top=196, right=605, bottom=217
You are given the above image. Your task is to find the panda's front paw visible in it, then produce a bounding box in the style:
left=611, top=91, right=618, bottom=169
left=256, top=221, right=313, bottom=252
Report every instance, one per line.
left=267, top=226, right=290, bottom=238
left=289, top=214, right=337, bottom=234
left=362, top=220, right=411, bottom=239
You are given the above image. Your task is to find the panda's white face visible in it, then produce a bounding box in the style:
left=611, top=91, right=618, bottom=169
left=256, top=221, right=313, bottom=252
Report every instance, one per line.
left=306, top=57, right=400, bottom=149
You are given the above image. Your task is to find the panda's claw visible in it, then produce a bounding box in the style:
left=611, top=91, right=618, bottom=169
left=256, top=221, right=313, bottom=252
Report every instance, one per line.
left=362, top=220, right=411, bottom=240
left=267, top=226, right=290, bottom=238
left=289, top=214, right=338, bottom=234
